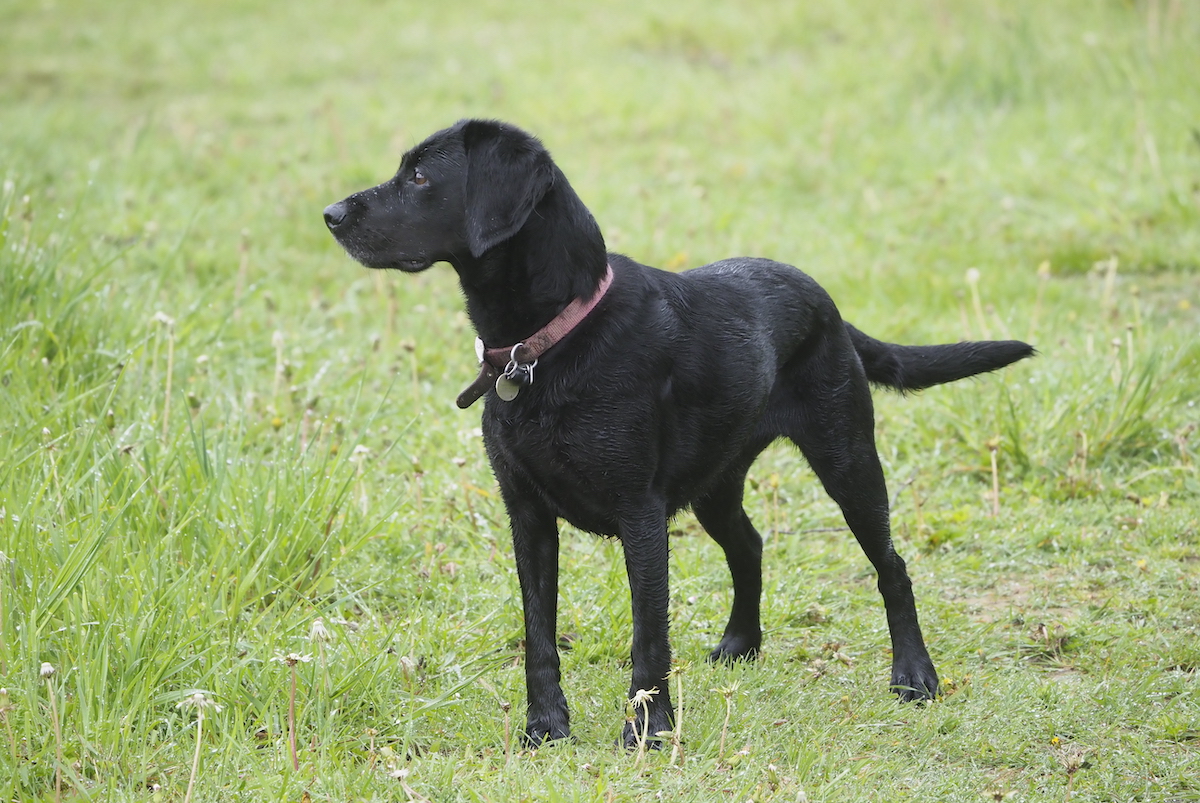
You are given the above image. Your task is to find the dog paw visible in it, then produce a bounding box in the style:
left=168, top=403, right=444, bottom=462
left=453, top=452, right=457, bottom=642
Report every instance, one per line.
left=522, top=716, right=571, bottom=748
left=890, top=661, right=939, bottom=702
left=707, top=633, right=761, bottom=663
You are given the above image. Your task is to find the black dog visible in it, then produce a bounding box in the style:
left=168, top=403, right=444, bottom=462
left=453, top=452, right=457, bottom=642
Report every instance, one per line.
left=324, top=119, right=1033, bottom=747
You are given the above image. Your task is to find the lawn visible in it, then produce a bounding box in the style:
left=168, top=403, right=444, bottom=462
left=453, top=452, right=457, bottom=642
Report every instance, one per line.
left=1, top=0, right=1198, bottom=800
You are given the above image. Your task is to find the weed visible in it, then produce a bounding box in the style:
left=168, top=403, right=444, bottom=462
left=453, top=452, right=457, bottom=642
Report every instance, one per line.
left=275, top=652, right=313, bottom=772
left=177, top=692, right=221, bottom=803
left=711, top=681, right=740, bottom=765
left=40, top=663, right=61, bottom=803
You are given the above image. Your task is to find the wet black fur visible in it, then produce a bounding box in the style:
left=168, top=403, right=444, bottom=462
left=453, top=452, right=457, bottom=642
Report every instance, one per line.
left=324, top=119, right=1035, bottom=747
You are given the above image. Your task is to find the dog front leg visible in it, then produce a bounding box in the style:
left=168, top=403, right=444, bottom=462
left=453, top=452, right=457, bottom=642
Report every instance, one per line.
left=509, top=502, right=569, bottom=745
left=619, top=500, right=675, bottom=749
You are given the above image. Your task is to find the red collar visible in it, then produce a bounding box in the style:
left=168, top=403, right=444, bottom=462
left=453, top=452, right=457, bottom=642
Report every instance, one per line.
left=456, top=264, right=614, bottom=408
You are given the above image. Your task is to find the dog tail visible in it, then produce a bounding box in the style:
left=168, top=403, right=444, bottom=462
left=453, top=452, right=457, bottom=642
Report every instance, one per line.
left=847, top=324, right=1035, bottom=392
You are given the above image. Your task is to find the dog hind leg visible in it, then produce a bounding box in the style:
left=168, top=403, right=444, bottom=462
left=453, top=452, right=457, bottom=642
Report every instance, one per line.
left=784, top=343, right=939, bottom=701
left=694, top=473, right=765, bottom=662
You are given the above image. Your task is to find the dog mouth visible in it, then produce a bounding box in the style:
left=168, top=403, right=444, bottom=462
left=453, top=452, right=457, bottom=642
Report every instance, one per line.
left=341, top=245, right=431, bottom=272
left=390, top=257, right=432, bottom=272
left=364, top=256, right=432, bottom=272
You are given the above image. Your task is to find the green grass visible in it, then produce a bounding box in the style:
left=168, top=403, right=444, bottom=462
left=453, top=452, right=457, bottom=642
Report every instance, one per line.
left=1, top=0, right=1198, bottom=799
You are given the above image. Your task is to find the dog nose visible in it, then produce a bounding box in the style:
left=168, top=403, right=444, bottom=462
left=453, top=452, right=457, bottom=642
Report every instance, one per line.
left=323, top=201, right=348, bottom=229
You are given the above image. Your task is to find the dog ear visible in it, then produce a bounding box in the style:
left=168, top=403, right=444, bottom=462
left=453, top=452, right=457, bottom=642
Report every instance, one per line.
left=461, top=121, right=555, bottom=258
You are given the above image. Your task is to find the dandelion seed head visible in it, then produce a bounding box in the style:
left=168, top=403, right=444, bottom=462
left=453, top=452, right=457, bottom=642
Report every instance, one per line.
left=274, top=651, right=313, bottom=666
left=40, top=662, right=55, bottom=679
left=629, top=687, right=658, bottom=707
left=177, top=692, right=222, bottom=712
left=308, top=617, right=332, bottom=643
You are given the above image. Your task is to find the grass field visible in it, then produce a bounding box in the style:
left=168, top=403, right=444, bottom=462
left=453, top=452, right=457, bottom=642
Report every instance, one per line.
left=2, top=0, right=1199, bottom=800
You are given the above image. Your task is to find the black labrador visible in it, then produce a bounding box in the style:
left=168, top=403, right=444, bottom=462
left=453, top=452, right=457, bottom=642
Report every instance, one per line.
left=324, top=119, right=1033, bottom=747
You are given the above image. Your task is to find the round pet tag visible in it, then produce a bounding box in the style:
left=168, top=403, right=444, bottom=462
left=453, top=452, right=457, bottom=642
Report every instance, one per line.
left=495, top=374, right=521, bottom=401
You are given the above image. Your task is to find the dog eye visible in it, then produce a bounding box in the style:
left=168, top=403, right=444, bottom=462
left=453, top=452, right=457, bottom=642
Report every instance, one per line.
left=412, top=171, right=429, bottom=186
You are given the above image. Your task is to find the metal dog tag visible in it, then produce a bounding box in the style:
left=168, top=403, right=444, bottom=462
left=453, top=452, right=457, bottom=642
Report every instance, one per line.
left=495, top=374, right=521, bottom=401
left=494, top=345, right=537, bottom=402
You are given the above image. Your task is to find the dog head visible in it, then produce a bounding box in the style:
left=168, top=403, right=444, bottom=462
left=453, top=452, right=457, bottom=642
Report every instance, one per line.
left=323, top=119, right=555, bottom=271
